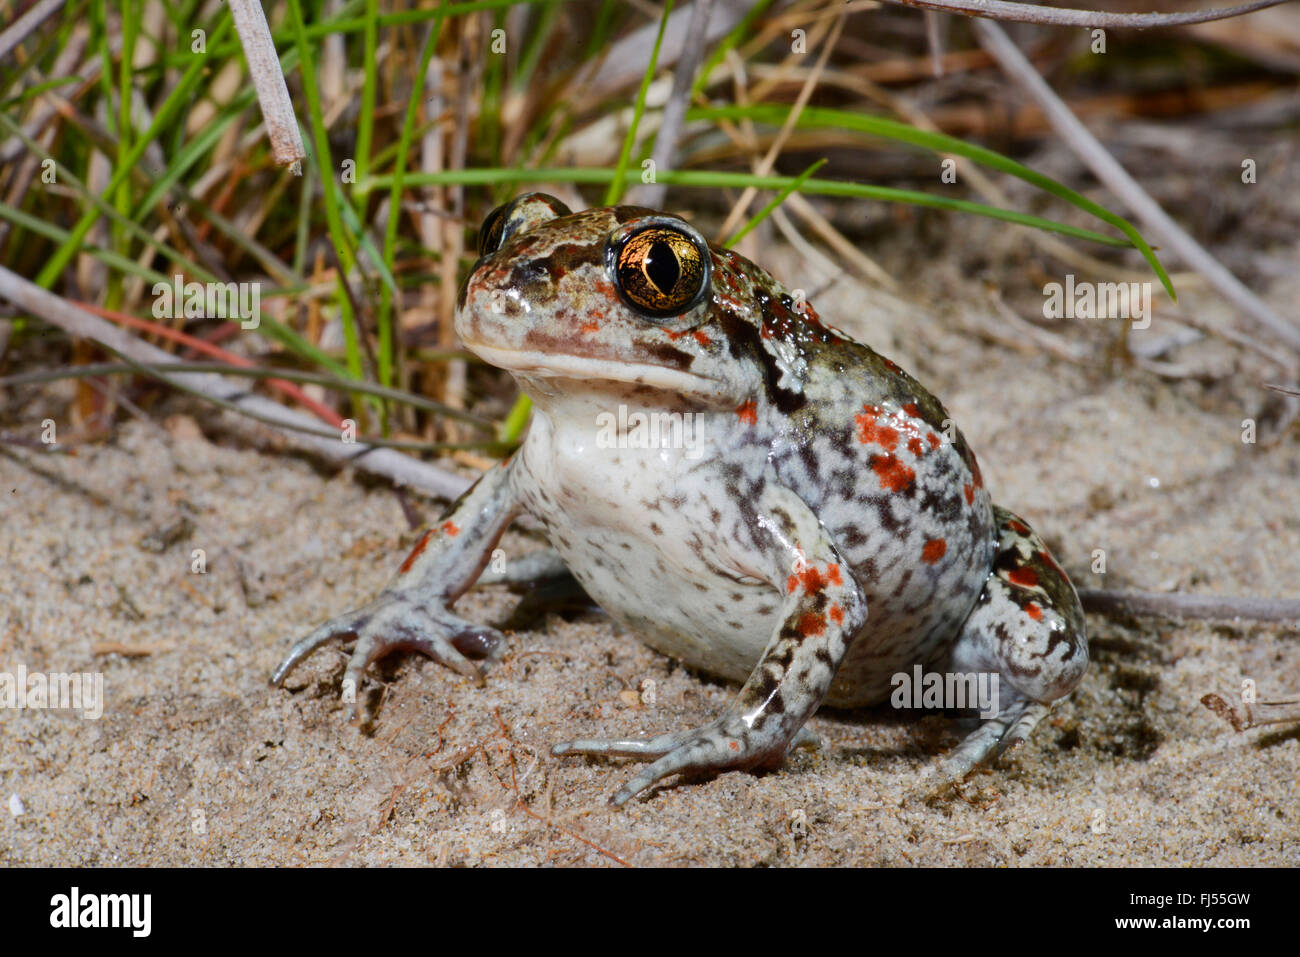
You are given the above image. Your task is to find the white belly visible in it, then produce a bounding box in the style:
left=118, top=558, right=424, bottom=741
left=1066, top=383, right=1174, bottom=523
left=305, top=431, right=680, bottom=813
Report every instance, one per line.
left=512, top=406, right=779, bottom=682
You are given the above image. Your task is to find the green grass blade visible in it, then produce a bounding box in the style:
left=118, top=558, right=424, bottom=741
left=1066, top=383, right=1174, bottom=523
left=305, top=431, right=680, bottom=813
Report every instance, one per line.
left=605, top=0, right=673, bottom=205
left=286, top=0, right=365, bottom=386
left=724, top=158, right=825, bottom=248
left=694, top=104, right=1175, bottom=300
left=377, top=10, right=447, bottom=395
left=372, top=166, right=1137, bottom=249
left=33, top=14, right=234, bottom=289
left=0, top=361, right=494, bottom=428
left=691, top=0, right=775, bottom=99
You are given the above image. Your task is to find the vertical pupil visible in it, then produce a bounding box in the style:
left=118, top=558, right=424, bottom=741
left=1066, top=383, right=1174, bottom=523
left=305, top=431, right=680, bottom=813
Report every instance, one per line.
left=644, top=240, right=679, bottom=294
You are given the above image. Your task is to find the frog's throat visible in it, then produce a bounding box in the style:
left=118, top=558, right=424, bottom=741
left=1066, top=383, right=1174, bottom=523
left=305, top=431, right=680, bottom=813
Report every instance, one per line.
left=464, top=341, right=740, bottom=403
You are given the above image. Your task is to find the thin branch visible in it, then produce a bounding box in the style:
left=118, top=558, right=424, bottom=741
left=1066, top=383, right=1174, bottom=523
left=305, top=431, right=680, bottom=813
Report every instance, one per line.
left=1079, top=588, right=1300, bottom=623
left=228, top=0, right=306, bottom=171
left=973, top=19, right=1300, bottom=355
left=0, top=30, right=110, bottom=165
left=1201, top=692, right=1300, bottom=732
left=718, top=10, right=847, bottom=239
left=0, top=361, right=494, bottom=427
left=636, top=0, right=716, bottom=208
left=882, top=0, right=1295, bottom=29
left=0, top=264, right=473, bottom=500
left=575, top=0, right=758, bottom=97
left=0, top=0, right=65, bottom=63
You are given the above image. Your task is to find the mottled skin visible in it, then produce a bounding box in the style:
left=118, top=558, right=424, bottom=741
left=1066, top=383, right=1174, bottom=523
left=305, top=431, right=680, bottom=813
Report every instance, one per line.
left=272, top=193, right=1088, bottom=803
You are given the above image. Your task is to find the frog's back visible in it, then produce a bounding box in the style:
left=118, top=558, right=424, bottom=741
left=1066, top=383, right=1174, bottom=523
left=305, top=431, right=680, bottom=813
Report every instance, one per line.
left=772, top=335, right=997, bottom=706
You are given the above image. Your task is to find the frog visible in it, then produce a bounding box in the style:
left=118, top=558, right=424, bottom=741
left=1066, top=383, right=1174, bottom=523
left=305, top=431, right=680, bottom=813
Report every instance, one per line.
left=271, top=192, right=1088, bottom=805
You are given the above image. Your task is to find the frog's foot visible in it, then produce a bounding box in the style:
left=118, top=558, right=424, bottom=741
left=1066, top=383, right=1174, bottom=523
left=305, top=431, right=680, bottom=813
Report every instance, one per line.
left=933, top=698, right=1052, bottom=789
left=552, top=713, right=795, bottom=806
left=271, top=590, right=504, bottom=718
left=928, top=506, right=1088, bottom=790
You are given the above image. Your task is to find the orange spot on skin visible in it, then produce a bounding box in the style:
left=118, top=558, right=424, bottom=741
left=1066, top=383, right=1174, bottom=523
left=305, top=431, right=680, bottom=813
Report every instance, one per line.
left=829, top=604, right=844, bottom=625
left=963, top=483, right=974, bottom=505
left=871, top=454, right=915, bottom=493
left=441, top=520, right=460, bottom=537
left=798, top=566, right=825, bottom=593
left=1026, top=603, right=1043, bottom=621
left=665, top=329, right=686, bottom=341
left=855, top=405, right=900, bottom=450
left=399, top=530, right=433, bottom=574
left=883, top=358, right=901, bottom=373
left=927, top=432, right=940, bottom=450
left=729, top=741, right=740, bottom=752
left=922, top=539, right=947, bottom=564
left=736, top=400, right=758, bottom=425
left=1008, top=566, right=1039, bottom=588
left=760, top=324, right=773, bottom=339
left=788, top=562, right=842, bottom=596
left=693, top=330, right=711, bottom=346
left=903, top=402, right=920, bottom=417
left=907, top=437, right=924, bottom=456
left=579, top=322, right=600, bottom=334
left=798, top=612, right=826, bottom=637
left=1007, top=519, right=1031, bottom=535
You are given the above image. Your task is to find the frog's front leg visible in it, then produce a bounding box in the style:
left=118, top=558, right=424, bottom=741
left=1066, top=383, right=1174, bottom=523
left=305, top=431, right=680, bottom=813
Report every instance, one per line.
left=552, top=480, right=868, bottom=805
left=271, top=463, right=522, bottom=715
left=929, top=506, right=1088, bottom=785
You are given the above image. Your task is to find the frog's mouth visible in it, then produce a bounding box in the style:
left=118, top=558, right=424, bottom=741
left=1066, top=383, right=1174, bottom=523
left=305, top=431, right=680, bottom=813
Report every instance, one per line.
left=463, top=341, right=740, bottom=405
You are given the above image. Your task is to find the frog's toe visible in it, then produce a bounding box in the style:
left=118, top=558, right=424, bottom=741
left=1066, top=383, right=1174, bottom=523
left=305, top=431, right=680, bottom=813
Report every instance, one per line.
left=791, top=726, right=822, bottom=751
left=272, top=594, right=500, bottom=716
left=550, top=730, right=681, bottom=760
left=937, top=698, right=1052, bottom=784
left=555, top=716, right=787, bottom=805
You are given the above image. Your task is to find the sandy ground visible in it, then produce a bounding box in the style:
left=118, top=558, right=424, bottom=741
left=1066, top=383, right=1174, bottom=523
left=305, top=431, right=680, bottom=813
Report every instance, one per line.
left=3, top=200, right=1299, bottom=866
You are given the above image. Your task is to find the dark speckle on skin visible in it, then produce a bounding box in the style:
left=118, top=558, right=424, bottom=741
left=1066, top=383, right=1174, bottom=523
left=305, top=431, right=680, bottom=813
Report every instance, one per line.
left=427, top=192, right=1092, bottom=793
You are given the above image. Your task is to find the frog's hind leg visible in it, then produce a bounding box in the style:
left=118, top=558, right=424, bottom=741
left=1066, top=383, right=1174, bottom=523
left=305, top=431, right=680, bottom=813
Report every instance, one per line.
left=931, top=506, right=1088, bottom=785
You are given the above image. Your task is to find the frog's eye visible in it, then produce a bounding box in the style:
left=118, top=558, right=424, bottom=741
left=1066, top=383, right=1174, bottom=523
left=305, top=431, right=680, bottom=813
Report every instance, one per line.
left=477, top=193, right=573, bottom=259
left=477, top=203, right=511, bottom=258
left=609, top=223, right=711, bottom=320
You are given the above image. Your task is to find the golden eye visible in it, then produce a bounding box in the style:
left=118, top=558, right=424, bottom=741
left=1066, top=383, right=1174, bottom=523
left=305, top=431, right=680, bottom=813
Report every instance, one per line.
left=477, top=203, right=509, bottom=258
left=611, top=224, right=709, bottom=319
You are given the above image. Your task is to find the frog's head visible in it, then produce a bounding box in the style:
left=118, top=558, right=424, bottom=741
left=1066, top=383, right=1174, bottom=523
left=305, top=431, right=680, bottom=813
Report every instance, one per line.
left=456, top=192, right=836, bottom=412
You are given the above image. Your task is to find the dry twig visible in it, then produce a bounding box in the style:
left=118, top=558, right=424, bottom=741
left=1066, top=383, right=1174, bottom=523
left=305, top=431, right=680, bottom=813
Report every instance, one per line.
left=636, top=0, right=717, bottom=208
left=881, top=0, right=1295, bottom=29
left=227, top=0, right=307, bottom=171
left=973, top=19, right=1300, bottom=356
left=0, top=264, right=472, bottom=500
left=1079, top=588, right=1300, bottom=623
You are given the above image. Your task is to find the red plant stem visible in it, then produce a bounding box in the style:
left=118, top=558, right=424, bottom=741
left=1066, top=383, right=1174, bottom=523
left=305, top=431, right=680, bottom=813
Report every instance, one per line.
left=71, top=300, right=346, bottom=428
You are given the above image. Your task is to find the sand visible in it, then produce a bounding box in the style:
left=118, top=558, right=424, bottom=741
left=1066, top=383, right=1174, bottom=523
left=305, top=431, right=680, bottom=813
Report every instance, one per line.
left=2, top=200, right=1299, bottom=867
